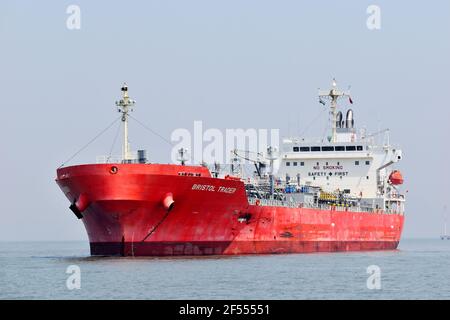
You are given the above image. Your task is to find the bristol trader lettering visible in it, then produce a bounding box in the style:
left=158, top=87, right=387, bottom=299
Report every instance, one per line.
left=192, top=184, right=237, bottom=194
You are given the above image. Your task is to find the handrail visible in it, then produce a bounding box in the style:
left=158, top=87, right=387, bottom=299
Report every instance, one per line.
left=247, top=197, right=404, bottom=215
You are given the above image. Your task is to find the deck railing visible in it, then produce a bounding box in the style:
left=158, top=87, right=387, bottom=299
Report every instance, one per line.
left=96, top=155, right=140, bottom=164
left=247, top=197, right=403, bottom=215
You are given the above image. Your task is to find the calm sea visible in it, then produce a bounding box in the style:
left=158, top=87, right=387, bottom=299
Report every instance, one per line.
left=0, top=239, right=449, bottom=300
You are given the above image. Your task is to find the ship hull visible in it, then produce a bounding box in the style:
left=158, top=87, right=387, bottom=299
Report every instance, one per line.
left=56, top=164, right=404, bottom=256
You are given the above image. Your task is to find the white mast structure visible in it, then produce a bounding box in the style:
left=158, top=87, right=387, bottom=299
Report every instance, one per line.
left=318, top=79, right=352, bottom=143
left=115, top=83, right=136, bottom=161
left=266, top=146, right=278, bottom=197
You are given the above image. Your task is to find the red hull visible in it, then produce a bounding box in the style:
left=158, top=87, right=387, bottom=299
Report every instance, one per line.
left=56, top=164, right=404, bottom=256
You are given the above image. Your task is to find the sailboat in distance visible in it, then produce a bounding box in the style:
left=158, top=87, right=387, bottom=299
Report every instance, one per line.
left=441, top=206, right=450, bottom=240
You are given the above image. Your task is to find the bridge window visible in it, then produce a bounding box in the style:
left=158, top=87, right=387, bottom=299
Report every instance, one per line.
left=357, top=146, right=363, bottom=151
left=293, top=162, right=298, bottom=166
left=311, top=146, right=321, bottom=152
left=300, top=147, right=310, bottom=152
left=300, top=162, right=305, bottom=166
left=335, top=146, right=345, bottom=151
left=286, top=162, right=291, bottom=166
left=322, top=146, right=334, bottom=151
left=346, top=146, right=356, bottom=151
left=355, top=161, right=360, bottom=166
left=293, top=147, right=299, bottom=152
left=365, top=160, right=370, bottom=165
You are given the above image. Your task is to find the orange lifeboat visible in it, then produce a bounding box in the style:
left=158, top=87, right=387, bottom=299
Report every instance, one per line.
left=224, top=175, right=241, bottom=181
left=389, top=170, right=404, bottom=185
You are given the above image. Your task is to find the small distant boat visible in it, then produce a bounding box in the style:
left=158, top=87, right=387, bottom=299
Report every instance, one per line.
left=441, top=206, right=450, bottom=240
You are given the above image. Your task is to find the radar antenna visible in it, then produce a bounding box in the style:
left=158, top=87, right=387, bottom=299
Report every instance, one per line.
left=318, top=79, right=352, bottom=143
left=177, top=148, right=189, bottom=166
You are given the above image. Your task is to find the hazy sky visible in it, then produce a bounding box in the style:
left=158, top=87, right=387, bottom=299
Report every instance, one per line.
left=0, top=1, right=449, bottom=240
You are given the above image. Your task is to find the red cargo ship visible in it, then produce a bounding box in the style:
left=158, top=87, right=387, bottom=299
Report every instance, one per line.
left=56, top=81, right=405, bottom=256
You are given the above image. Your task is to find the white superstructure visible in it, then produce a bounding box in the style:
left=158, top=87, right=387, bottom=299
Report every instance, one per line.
left=233, top=80, right=405, bottom=215
left=279, top=131, right=402, bottom=199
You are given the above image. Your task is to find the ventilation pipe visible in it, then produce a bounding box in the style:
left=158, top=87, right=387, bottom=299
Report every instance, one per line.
left=336, top=111, right=343, bottom=128
left=346, top=109, right=354, bottom=129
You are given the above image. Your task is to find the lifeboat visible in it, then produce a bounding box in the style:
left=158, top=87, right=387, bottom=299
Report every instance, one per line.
left=224, top=175, right=241, bottom=181
left=389, top=170, right=404, bottom=185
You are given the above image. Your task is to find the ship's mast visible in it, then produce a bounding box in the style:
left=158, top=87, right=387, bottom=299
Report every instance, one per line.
left=115, top=83, right=136, bottom=161
left=444, top=217, right=447, bottom=236
left=267, top=146, right=278, bottom=197
left=318, top=79, right=351, bottom=143
left=444, top=206, right=448, bottom=237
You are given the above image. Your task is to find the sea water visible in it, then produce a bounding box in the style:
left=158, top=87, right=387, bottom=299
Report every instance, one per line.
left=0, top=239, right=449, bottom=299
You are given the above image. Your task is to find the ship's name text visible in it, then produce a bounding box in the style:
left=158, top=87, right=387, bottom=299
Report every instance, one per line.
left=192, top=184, right=236, bottom=194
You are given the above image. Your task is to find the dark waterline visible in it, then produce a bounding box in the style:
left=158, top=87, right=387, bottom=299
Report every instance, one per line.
left=1, top=239, right=449, bottom=299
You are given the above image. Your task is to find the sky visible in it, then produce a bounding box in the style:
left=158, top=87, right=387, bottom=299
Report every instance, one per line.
left=0, top=0, right=449, bottom=240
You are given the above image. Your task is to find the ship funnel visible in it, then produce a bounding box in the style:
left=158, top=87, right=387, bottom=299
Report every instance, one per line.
left=336, top=111, right=343, bottom=128
left=346, top=109, right=354, bottom=129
